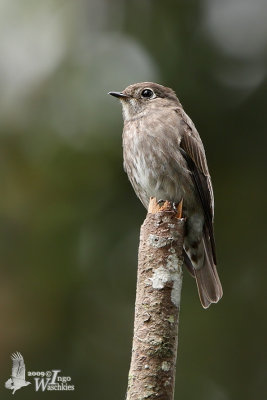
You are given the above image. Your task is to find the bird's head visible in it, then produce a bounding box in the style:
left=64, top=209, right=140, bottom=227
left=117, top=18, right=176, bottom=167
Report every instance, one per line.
left=109, top=82, right=180, bottom=121
left=5, top=378, right=13, bottom=389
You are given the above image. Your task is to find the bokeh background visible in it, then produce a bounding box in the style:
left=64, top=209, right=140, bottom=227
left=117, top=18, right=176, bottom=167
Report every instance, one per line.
left=0, top=0, right=267, bottom=399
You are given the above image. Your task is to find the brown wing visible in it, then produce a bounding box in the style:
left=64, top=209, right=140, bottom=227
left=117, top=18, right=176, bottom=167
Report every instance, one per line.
left=177, top=108, right=217, bottom=264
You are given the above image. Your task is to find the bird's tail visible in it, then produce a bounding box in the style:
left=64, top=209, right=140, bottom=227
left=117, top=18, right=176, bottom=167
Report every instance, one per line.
left=194, top=237, right=223, bottom=308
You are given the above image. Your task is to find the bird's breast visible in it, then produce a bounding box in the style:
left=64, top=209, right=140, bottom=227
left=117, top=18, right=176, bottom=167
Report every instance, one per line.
left=122, top=115, right=195, bottom=209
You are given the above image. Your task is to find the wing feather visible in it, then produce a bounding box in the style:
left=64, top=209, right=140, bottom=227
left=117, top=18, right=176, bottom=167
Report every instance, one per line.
left=11, top=352, right=26, bottom=380
left=176, top=108, right=217, bottom=264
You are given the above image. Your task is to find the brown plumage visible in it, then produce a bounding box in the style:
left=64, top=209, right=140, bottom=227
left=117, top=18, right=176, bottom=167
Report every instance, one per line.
left=109, top=82, right=223, bottom=308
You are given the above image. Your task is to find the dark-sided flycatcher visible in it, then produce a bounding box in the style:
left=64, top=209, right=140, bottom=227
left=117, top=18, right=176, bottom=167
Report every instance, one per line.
left=109, top=82, right=223, bottom=308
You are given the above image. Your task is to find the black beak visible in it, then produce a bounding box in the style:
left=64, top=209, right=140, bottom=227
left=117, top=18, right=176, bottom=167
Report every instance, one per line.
left=108, top=91, right=129, bottom=99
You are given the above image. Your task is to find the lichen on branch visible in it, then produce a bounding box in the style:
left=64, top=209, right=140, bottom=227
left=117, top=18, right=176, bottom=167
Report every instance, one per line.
left=126, top=198, right=185, bottom=400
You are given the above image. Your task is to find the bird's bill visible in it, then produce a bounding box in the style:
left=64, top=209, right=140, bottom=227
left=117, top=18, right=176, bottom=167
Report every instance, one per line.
left=108, top=91, right=129, bottom=99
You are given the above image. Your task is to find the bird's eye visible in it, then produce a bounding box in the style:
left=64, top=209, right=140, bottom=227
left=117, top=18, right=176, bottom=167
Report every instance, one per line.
left=141, top=88, right=154, bottom=98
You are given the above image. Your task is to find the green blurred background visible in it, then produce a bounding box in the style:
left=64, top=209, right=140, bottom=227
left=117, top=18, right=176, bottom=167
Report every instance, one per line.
left=0, top=0, right=266, bottom=399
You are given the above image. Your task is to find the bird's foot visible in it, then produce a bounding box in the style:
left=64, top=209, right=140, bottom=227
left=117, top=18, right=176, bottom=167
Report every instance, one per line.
left=148, top=197, right=171, bottom=213
left=148, top=197, right=183, bottom=216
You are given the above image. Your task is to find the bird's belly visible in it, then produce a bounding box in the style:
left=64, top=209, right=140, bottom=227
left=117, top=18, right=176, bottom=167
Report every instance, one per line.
left=127, top=151, right=195, bottom=210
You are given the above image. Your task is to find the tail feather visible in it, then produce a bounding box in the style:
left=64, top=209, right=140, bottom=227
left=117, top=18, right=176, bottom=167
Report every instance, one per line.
left=183, top=250, right=195, bottom=277
left=184, top=235, right=223, bottom=308
left=194, top=238, right=223, bottom=308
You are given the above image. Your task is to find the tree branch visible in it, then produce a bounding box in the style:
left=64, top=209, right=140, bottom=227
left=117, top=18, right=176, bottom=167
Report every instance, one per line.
left=126, top=198, right=185, bottom=400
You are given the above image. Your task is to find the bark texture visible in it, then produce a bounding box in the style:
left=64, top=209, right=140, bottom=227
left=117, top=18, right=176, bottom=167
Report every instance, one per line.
left=126, top=199, right=185, bottom=400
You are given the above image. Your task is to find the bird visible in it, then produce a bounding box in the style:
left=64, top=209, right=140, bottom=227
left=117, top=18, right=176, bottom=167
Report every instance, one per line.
left=5, top=352, right=31, bottom=394
left=109, top=82, right=223, bottom=308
